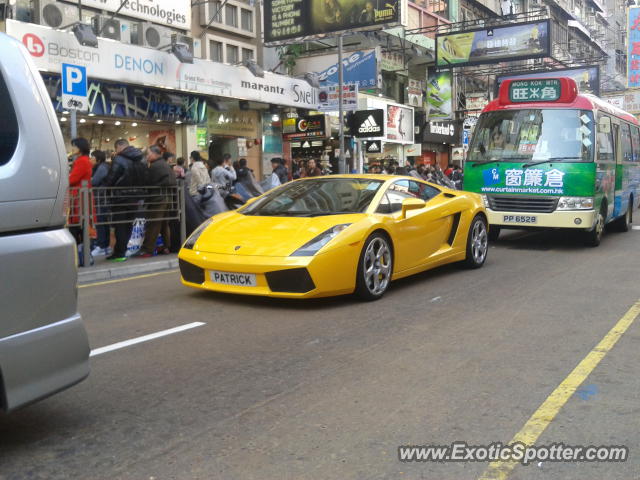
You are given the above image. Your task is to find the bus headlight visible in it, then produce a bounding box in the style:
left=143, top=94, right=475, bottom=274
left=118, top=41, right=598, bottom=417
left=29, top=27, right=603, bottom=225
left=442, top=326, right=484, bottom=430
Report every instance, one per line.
left=557, top=197, right=594, bottom=210
left=480, top=194, right=489, bottom=208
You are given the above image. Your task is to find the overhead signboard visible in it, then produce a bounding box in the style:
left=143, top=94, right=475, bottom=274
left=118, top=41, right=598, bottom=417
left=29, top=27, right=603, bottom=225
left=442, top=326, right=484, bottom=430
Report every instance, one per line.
left=436, top=20, right=551, bottom=68
left=283, top=115, right=329, bottom=140
left=427, top=69, right=452, bottom=119
left=318, top=84, right=358, bottom=112
left=62, top=0, right=191, bottom=29
left=364, top=140, right=382, bottom=154
left=264, top=0, right=404, bottom=44
left=353, top=109, right=385, bottom=138
left=295, top=50, right=378, bottom=89
left=6, top=20, right=317, bottom=110
left=496, top=66, right=600, bottom=96
left=629, top=7, right=640, bottom=88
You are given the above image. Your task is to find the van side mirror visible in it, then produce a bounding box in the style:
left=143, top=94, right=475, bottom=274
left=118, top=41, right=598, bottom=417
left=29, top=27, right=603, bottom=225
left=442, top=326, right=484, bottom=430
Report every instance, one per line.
left=401, top=198, right=426, bottom=219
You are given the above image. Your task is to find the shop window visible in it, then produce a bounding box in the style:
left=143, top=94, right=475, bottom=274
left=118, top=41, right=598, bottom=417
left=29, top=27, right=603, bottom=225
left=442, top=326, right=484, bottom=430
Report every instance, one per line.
left=242, top=48, right=254, bottom=62
left=226, top=45, right=239, bottom=64
left=0, top=71, right=18, bottom=166
left=225, top=4, right=238, bottom=27
left=209, top=40, right=223, bottom=62
left=241, top=9, right=253, bottom=32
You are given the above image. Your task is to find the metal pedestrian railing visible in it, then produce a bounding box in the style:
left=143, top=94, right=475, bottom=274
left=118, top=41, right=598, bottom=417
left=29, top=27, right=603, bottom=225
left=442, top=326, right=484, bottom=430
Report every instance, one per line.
left=68, top=180, right=186, bottom=267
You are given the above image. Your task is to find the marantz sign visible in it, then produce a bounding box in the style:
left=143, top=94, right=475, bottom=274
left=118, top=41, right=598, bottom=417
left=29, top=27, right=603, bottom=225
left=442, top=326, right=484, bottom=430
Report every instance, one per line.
left=7, top=20, right=318, bottom=109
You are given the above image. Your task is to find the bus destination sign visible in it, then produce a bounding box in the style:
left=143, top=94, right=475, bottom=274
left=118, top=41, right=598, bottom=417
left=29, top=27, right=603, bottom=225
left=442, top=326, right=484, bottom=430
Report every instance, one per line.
left=509, top=79, right=561, bottom=103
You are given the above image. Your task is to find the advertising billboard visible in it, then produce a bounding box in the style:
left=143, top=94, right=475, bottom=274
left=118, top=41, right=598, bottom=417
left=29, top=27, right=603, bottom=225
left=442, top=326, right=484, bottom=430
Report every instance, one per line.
left=629, top=7, right=640, bottom=88
left=436, top=20, right=551, bottom=68
left=427, top=69, right=452, bottom=119
left=496, top=66, right=600, bottom=96
left=353, top=109, right=385, bottom=138
left=264, top=0, right=403, bottom=44
left=387, top=105, right=414, bottom=143
left=283, top=115, right=330, bottom=140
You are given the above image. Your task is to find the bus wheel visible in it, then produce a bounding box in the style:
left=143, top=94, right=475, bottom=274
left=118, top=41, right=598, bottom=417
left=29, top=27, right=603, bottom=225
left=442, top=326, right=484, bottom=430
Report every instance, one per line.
left=488, top=226, right=501, bottom=242
left=612, top=200, right=632, bottom=232
left=584, top=207, right=606, bottom=247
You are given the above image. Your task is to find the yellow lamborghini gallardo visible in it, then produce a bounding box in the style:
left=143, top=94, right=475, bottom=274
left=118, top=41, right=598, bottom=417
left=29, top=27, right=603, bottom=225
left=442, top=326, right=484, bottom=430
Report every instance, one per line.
left=179, top=175, right=488, bottom=300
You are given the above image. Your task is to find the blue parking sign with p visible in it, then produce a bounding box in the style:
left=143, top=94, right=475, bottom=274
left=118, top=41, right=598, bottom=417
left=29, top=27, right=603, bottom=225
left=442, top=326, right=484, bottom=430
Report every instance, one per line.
left=62, top=64, right=87, bottom=96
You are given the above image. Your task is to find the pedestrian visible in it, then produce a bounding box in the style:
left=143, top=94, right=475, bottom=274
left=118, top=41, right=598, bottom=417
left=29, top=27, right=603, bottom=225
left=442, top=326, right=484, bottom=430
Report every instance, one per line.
left=174, top=157, right=186, bottom=179
left=291, top=155, right=302, bottom=180
left=301, top=158, right=323, bottom=178
left=188, top=151, right=210, bottom=197
left=270, top=157, right=288, bottom=188
left=445, top=163, right=454, bottom=178
left=90, top=149, right=112, bottom=256
left=102, top=138, right=147, bottom=262
left=451, top=165, right=464, bottom=189
left=235, top=158, right=263, bottom=198
left=211, top=153, right=237, bottom=194
left=137, top=145, right=176, bottom=257
left=68, top=137, right=93, bottom=244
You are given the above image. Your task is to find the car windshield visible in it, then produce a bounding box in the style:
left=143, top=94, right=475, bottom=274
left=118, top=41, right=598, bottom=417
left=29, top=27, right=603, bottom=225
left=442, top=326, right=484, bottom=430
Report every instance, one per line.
left=241, top=178, right=384, bottom=217
left=468, top=109, right=595, bottom=163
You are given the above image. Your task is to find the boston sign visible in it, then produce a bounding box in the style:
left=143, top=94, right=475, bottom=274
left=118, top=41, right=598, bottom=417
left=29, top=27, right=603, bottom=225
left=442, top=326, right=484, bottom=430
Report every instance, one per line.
left=7, top=20, right=318, bottom=110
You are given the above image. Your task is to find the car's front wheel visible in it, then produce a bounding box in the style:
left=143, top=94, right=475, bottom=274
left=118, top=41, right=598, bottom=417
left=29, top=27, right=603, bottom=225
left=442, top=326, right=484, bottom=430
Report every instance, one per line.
left=355, top=233, right=393, bottom=301
left=463, top=215, right=488, bottom=269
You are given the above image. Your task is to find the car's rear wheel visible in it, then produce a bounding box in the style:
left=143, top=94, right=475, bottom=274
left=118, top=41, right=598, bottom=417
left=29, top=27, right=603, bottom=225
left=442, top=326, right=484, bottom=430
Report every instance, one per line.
left=463, top=216, right=488, bottom=269
left=612, top=199, right=632, bottom=232
left=355, top=233, right=393, bottom=301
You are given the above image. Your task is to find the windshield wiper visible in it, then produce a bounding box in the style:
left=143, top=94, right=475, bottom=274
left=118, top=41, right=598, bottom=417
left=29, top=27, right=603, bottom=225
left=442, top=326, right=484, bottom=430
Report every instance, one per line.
left=522, top=157, right=582, bottom=168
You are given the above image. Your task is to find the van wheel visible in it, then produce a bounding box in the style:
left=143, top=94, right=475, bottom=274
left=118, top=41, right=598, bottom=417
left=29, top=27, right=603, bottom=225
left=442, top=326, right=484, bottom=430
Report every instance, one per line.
left=488, top=226, right=501, bottom=241
left=612, top=200, right=632, bottom=232
left=584, top=207, right=606, bottom=247
left=463, top=216, right=488, bottom=269
left=355, top=233, right=393, bottom=301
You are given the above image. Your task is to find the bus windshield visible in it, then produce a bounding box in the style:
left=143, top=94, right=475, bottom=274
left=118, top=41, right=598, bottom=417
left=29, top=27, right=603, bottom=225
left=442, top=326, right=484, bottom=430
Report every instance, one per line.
left=468, top=109, right=595, bottom=163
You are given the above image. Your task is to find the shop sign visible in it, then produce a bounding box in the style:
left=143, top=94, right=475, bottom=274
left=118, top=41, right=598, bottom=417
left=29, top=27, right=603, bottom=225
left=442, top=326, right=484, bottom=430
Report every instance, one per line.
left=42, top=73, right=207, bottom=124
left=424, top=121, right=459, bottom=143
left=207, top=110, right=259, bottom=137
left=364, top=140, right=382, bottom=154
left=295, top=50, right=378, bottom=89
left=197, top=127, right=208, bottom=148
left=72, top=0, right=190, bottom=29
left=629, top=7, right=640, bottom=88
left=283, top=115, right=329, bottom=140
left=465, top=93, right=488, bottom=111
left=605, top=96, right=625, bottom=110
left=264, top=0, right=403, bottom=44
left=380, top=50, right=405, bottom=72
left=452, top=147, right=465, bottom=162
left=353, top=109, right=385, bottom=138
left=404, top=144, right=422, bottom=156
left=318, top=84, right=358, bottom=112
left=7, top=19, right=318, bottom=110
left=436, top=20, right=551, bottom=68
left=407, top=79, right=423, bottom=108
left=387, top=105, right=415, bottom=143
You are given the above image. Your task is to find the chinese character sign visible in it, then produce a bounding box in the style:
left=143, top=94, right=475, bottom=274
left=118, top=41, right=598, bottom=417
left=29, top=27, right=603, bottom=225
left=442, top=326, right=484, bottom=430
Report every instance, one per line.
left=629, top=7, right=640, bottom=87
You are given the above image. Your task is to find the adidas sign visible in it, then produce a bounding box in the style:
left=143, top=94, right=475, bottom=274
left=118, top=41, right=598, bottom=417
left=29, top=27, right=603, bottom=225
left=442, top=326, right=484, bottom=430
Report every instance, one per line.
left=367, top=142, right=380, bottom=152
left=358, top=115, right=382, bottom=134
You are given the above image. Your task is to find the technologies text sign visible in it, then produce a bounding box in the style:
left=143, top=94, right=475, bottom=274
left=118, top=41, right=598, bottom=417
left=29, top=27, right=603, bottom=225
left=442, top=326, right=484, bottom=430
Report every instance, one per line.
left=68, top=0, right=191, bottom=29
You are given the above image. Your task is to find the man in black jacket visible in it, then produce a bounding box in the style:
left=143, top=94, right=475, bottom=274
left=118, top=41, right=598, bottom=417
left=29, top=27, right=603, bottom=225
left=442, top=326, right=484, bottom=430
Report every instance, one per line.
left=138, top=145, right=177, bottom=257
left=103, top=139, right=147, bottom=261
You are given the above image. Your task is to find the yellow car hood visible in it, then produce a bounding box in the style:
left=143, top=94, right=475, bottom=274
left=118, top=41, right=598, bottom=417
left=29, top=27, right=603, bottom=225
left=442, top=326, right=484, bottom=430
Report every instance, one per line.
left=195, top=212, right=364, bottom=257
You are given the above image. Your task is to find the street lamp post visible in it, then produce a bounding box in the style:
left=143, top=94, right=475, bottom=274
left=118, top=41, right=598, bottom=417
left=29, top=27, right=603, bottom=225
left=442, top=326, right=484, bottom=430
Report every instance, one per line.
left=338, top=34, right=346, bottom=174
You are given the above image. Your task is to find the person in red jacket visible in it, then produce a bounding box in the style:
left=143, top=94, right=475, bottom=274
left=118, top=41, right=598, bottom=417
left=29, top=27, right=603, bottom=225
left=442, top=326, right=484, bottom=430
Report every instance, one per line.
left=68, top=137, right=93, bottom=243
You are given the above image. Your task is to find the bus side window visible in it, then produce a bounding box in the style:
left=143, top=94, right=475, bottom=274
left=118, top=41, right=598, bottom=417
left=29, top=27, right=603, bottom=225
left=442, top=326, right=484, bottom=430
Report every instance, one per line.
left=621, top=124, right=633, bottom=163
left=597, top=115, right=614, bottom=163
left=631, top=126, right=640, bottom=162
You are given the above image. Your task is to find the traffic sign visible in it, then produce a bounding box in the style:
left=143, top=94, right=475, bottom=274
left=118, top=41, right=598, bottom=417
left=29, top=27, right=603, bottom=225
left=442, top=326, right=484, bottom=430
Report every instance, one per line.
left=462, top=129, right=470, bottom=151
left=61, top=63, right=88, bottom=111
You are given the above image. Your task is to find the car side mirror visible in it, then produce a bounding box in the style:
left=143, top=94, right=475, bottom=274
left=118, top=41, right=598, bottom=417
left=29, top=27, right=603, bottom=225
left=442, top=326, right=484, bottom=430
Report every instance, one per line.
left=401, top=198, right=426, bottom=219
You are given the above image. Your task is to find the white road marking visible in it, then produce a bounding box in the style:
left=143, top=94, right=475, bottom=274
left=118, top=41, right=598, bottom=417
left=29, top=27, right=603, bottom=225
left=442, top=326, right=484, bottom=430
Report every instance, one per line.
left=90, top=322, right=206, bottom=357
left=632, top=225, right=640, bottom=231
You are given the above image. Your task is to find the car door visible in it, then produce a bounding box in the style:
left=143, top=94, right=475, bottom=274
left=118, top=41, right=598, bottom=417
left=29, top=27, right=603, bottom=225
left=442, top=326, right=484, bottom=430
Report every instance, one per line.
left=376, top=179, right=453, bottom=272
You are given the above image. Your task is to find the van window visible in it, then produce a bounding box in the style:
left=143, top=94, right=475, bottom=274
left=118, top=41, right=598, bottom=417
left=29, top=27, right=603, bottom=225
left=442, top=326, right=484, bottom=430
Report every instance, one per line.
left=621, top=124, right=633, bottom=162
left=631, top=126, right=640, bottom=162
left=0, top=71, right=18, bottom=165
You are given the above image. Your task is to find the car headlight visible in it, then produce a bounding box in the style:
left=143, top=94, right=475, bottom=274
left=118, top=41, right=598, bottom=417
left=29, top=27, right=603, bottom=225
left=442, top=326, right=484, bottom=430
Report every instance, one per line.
left=480, top=194, right=489, bottom=208
left=556, top=197, right=594, bottom=211
left=182, top=218, right=213, bottom=249
left=291, top=224, right=351, bottom=257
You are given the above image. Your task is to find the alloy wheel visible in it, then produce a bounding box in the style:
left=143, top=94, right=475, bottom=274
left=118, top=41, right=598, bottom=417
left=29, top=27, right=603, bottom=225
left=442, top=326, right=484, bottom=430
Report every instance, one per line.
left=471, top=220, right=488, bottom=264
left=363, top=237, right=392, bottom=296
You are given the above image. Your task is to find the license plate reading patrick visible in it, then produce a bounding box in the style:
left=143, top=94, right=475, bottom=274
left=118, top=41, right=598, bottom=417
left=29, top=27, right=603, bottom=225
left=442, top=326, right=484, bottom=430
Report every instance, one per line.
left=503, top=215, right=537, bottom=224
left=210, top=270, right=257, bottom=287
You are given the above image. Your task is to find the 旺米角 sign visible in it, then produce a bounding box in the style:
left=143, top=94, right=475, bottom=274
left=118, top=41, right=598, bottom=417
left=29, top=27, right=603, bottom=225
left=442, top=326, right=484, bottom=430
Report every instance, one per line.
left=508, top=79, right=561, bottom=103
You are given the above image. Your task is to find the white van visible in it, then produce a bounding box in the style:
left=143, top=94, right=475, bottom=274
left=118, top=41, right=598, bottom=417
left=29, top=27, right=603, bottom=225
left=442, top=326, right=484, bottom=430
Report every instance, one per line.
left=0, top=33, right=89, bottom=410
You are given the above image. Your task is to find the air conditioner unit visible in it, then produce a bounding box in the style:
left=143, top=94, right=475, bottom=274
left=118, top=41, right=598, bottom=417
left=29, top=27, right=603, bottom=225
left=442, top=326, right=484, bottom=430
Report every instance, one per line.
left=34, top=0, right=79, bottom=29
left=92, top=15, right=131, bottom=43
left=132, top=22, right=173, bottom=49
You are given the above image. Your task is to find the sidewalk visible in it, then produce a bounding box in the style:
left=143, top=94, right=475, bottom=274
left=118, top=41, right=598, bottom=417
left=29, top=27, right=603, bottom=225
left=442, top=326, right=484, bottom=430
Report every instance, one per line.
left=78, top=253, right=179, bottom=284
